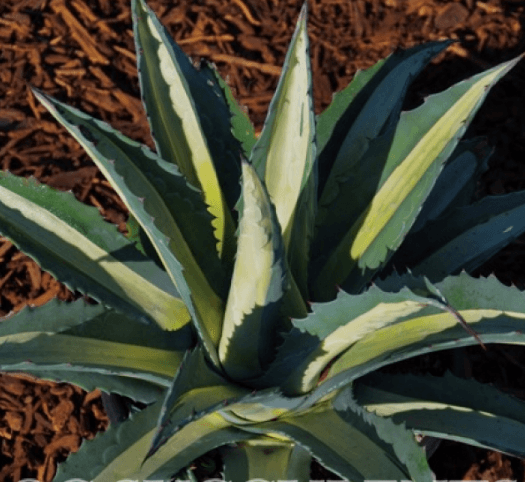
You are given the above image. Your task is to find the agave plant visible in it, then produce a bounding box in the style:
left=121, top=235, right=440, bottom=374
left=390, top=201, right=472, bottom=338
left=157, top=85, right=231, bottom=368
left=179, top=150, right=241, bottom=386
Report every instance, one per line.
left=1, top=0, right=525, bottom=480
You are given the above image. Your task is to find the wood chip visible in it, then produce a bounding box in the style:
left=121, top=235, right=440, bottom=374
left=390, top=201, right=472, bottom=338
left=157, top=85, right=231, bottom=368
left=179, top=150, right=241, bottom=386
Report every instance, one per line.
left=178, top=34, right=235, bottom=45
left=44, top=53, right=72, bottom=64
left=112, top=90, right=145, bottom=123
left=83, top=87, right=122, bottom=112
left=24, top=260, right=42, bottom=292
left=55, top=67, right=87, bottom=77
left=208, top=53, right=282, bottom=76
left=231, top=0, right=262, bottom=26
left=89, top=66, right=114, bottom=88
left=29, top=281, right=61, bottom=307
left=0, top=240, right=13, bottom=258
left=113, top=45, right=136, bottom=62
left=4, top=412, right=24, bottom=432
left=50, top=0, right=109, bottom=65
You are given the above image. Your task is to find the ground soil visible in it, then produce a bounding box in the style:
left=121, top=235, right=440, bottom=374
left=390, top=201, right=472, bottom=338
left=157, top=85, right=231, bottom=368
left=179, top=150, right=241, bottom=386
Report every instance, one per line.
left=1, top=0, right=525, bottom=480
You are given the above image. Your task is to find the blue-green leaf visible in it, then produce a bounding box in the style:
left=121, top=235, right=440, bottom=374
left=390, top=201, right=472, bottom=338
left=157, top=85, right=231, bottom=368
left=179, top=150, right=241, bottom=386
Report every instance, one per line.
left=219, top=161, right=288, bottom=379
left=316, top=41, right=453, bottom=224
left=392, top=191, right=525, bottom=282
left=0, top=171, right=187, bottom=328
left=221, top=438, right=311, bottom=482
left=249, top=4, right=317, bottom=300
left=255, top=282, right=438, bottom=394
left=308, top=273, right=525, bottom=406
left=314, top=54, right=523, bottom=299
left=132, top=0, right=237, bottom=264
left=236, top=390, right=432, bottom=482
left=409, top=137, right=492, bottom=232
left=54, top=401, right=253, bottom=481
left=32, top=87, right=224, bottom=365
left=148, top=346, right=249, bottom=458
left=356, top=371, right=525, bottom=457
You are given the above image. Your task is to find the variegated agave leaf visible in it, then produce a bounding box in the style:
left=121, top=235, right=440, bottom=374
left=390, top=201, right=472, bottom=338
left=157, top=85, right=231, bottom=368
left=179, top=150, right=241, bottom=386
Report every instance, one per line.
left=0, top=0, right=523, bottom=481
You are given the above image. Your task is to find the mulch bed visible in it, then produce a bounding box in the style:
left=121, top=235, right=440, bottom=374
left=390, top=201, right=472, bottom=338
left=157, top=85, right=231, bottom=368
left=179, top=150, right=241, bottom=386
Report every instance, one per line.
left=1, top=0, right=525, bottom=480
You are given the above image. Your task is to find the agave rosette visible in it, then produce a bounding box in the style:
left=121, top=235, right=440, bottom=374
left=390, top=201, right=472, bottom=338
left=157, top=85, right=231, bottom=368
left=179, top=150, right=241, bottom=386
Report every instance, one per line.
left=0, top=0, right=524, bottom=480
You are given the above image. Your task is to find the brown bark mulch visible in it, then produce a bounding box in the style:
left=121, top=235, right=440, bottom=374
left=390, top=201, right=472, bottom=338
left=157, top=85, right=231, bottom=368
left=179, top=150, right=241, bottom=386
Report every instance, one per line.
left=1, top=0, right=525, bottom=480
